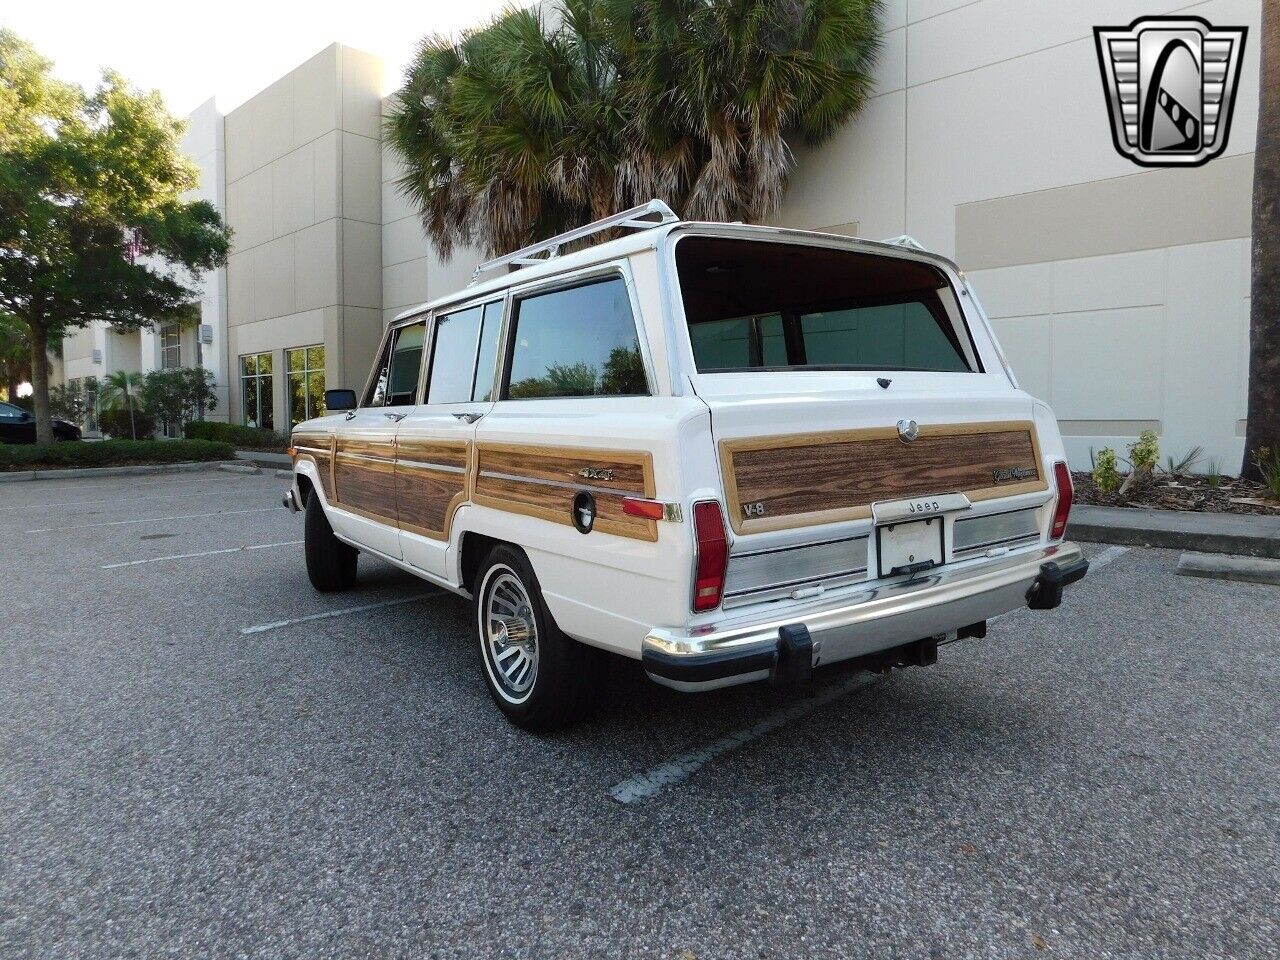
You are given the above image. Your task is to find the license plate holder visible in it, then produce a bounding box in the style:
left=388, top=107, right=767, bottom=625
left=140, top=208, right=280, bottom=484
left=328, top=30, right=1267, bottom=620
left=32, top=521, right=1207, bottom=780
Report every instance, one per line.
left=876, top=516, right=945, bottom=579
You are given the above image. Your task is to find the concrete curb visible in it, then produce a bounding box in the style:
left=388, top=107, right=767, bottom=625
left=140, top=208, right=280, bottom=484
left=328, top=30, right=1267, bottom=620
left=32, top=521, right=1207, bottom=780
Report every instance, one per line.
left=0, top=461, right=242, bottom=483
left=235, top=450, right=291, bottom=469
left=1072, top=504, right=1280, bottom=559
left=1176, top=551, right=1280, bottom=586
left=217, top=463, right=261, bottom=475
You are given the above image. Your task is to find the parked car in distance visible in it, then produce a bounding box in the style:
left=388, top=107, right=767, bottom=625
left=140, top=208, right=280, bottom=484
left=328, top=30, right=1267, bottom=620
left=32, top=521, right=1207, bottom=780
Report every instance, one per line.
left=285, top=200, right=1088, bottom=731
left=0, top=401, right=82, bottom=444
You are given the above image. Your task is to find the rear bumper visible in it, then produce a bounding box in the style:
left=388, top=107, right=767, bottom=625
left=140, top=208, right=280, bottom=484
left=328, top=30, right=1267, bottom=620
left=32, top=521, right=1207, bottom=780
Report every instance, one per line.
left=643, top=542, right=1087, bottom=692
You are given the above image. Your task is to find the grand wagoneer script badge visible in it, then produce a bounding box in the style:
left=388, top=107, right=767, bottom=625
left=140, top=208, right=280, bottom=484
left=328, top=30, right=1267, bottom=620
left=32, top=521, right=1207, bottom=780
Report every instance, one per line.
left=993, top=466, right=1037, bottom=483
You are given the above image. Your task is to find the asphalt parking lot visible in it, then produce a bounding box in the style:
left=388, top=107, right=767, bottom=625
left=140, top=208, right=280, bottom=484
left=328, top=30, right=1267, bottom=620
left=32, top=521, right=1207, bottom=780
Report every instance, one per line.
left=2, top=469, right=1277, bottom=959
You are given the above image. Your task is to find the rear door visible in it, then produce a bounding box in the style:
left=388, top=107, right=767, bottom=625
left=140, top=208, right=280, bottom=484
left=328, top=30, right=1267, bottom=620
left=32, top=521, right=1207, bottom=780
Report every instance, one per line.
left=329, top=317, right=426, bottom=558
left=395, top=297, right=505, bottom=578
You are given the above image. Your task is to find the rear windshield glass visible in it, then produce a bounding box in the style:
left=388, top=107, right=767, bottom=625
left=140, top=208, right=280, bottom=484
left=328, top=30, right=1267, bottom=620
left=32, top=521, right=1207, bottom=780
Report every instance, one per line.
left=676, top=236, right=977, bottom=373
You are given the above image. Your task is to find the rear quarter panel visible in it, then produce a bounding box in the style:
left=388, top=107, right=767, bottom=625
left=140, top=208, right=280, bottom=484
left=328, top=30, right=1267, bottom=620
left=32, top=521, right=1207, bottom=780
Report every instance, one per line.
left=462, top=396, right=714, bottom=658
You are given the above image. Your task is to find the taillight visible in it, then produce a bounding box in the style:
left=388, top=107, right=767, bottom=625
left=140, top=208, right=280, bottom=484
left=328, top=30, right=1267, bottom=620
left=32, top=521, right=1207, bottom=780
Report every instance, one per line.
left=691, top=500, right=728, bottom=612
left=1050, top=460, right=1073, bottom=540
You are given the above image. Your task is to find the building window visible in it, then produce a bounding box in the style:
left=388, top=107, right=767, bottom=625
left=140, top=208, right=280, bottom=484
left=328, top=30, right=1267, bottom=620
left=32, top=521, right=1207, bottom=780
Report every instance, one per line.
left=160, top=324, right=181, bottom=369
left=240, top=352, right=274, bottom=429
left=505, top=278, right=648, bottom=399
left=286, top=345, right=326, bottom=426
left=83, top=376, right=99, bottom=433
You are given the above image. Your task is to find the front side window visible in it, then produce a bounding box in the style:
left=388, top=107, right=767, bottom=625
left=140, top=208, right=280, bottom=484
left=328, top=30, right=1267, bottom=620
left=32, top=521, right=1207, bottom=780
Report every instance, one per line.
left=366, top=320, right=426, bottom=407
left=678, top=237, right=976, bottom=373
left=287, top=345, right=326, bottom=425
left=426, top=300, right=504, bottom=405
left=505, top=277, right=647, bottom=400
left=160, top=324, right=181, bottom=369
left=240, top=352, right=274, bottom=429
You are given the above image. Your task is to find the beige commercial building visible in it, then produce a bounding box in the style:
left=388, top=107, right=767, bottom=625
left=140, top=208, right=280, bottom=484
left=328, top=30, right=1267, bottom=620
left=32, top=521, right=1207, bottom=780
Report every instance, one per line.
left=57, top=0, right=1263, bottom=471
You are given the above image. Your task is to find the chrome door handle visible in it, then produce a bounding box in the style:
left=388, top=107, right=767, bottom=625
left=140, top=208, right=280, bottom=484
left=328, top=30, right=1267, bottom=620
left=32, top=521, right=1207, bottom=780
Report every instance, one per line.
left=452, top=412, right=483, bottom=424
left=344, top=410, right=358, bottom=420
left=383, top=412, right=406, bottom=422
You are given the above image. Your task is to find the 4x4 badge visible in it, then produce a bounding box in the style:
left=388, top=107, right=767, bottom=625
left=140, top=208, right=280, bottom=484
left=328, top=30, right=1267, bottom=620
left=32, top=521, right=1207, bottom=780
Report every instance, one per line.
left=1094, top=16, right=1247, bottom=168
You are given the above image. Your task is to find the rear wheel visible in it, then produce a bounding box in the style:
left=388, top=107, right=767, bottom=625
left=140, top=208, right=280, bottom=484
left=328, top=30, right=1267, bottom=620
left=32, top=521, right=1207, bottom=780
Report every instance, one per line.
left=304, top=492, right=358, bottom=591
left=473, top=545, right=605, bottom=731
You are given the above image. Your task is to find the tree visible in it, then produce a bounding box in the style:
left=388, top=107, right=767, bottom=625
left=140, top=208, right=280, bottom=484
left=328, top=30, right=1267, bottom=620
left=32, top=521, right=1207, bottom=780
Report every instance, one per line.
left=141, top=366, right=217, bottom=428
left=386, top=0, right=881, bottom=259
left=0, top=30, right=230, bottom=444
left=1245, top=2, right=1280, bottom=482
left=99, top=370, right=145, bottom=439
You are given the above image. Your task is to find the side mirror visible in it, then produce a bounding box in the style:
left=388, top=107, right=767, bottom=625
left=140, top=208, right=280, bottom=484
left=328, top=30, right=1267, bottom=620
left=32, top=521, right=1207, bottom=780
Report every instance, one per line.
left=324, top=388, right=358, bottom=412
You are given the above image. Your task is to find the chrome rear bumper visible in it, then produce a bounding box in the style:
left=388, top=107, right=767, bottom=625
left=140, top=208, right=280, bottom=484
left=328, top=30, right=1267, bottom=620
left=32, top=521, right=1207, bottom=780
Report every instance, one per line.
left=642, top=542, right=1087, bottom=692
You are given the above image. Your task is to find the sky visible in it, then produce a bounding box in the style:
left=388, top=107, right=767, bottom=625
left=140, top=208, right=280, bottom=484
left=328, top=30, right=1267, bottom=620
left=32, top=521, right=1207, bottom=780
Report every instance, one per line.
left=2, top=0, right=517, bottom=116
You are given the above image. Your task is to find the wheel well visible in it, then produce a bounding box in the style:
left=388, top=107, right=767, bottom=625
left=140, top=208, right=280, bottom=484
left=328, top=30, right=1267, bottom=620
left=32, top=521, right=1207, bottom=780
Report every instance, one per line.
left=459, top=532, right=502, bottom=592
left=295, top=473, right=315, bottom=507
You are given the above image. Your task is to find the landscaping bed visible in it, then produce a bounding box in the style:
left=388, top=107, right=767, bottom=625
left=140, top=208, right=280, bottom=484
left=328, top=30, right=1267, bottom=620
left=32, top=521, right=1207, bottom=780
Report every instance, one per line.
left=183, top=421, right=289, bottom=453
left=1073, top=471, right=1280, bottom=517
left=0, top=439, right=236, bottom=471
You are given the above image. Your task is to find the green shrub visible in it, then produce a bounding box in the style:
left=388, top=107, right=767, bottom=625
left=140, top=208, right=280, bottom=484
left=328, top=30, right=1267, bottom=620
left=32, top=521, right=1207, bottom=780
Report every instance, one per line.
left=0, top=439, right=235, bottom=470
left=99, top=406, right=157, bottom=439
left=1128, top=430, right=1160, bottom=472
left=184, top=420, right=288, bottom=449
left=1255, top=446, right=1280, bottom=500
left=1093, top=447, right=1120, bottom=495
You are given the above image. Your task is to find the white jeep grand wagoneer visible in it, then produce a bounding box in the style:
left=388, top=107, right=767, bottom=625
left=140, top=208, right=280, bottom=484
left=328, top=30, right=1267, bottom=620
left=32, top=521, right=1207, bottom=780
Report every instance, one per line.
left=284, top=200, right=1087, bottom=730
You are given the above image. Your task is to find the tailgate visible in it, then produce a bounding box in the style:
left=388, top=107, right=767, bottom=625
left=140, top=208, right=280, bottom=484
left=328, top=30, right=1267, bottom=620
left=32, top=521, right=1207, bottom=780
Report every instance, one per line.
left=702, top=373, right=1047, bottom=538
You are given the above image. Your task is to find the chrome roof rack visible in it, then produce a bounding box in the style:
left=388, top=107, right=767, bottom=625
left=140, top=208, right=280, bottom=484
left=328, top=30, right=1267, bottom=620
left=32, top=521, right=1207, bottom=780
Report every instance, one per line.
left=880, top=234, right=929, bottom=251
left=471, top=199, right=679, bottom=282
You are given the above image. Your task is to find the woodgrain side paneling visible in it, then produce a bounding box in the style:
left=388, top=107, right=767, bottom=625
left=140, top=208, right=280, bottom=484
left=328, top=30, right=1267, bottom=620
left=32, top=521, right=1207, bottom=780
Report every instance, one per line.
left=722, top=421, right=1047, bottom=535
left=394, top=438, right=470, bottom=541
left=473, top=443, right=658, bottom=542
left=334, top=434, right=397, bottom=524
left=292, top=433, right=336, bottom=501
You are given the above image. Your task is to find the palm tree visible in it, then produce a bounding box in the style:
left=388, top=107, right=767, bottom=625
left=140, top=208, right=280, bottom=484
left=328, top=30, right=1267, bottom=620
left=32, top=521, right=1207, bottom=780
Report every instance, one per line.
left=1244, top=1, right=1279, bottom=481
left=99, top=370, right=145, bottom=439
left=386, top=0, right=882, bottom=259
left=0, top=311, right=31, bottom=401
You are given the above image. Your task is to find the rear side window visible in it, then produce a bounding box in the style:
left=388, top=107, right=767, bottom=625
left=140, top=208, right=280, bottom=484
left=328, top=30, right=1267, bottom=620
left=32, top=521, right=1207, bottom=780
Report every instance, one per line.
left=677, top=237, right=976, bottom=373
left=426, top=300, right=504, bottom=405
left=505, top=277, right=648, bottom=399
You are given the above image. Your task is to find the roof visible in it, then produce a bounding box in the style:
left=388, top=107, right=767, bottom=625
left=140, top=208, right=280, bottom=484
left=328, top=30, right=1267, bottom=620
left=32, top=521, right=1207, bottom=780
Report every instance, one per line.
left=392, top=219, right=964, bottom=324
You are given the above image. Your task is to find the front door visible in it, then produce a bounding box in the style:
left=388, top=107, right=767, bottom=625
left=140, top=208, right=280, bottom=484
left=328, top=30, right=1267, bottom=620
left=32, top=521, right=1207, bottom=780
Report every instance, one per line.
left=396, top=298, right=504, bottom=579
left=330, top=317, right=426, bottom=559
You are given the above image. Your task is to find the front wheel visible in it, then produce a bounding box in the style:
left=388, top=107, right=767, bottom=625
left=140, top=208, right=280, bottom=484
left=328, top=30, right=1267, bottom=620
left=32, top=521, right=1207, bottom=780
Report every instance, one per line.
left=473, top=545, right=606, bottom=731
left=304, top=491, right=358, bottom=591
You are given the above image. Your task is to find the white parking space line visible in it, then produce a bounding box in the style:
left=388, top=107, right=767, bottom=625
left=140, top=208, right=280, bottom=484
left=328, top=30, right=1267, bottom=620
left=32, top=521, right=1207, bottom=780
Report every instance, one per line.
left=27, top=507, right=280, bottom=533
left=610, top=545, right=1131, bottom=806
left=239, top=595, right=436, bottom=635
left=610, top=673, right=881, bottom=805
left=102, top=540, right=303, bottom=569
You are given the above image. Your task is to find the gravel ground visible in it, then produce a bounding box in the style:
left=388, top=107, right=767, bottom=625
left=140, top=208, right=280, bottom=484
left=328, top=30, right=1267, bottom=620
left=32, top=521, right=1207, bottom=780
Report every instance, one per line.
left=1, top=470, right=1277, bottom=959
